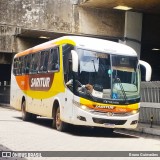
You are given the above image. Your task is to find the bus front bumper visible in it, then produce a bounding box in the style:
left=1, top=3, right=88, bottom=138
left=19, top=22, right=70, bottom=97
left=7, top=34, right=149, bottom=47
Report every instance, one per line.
left=71, top=106, right=139, bottom=129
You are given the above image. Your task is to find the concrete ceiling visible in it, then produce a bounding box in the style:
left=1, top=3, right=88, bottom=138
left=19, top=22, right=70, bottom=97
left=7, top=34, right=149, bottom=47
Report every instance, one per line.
left=16, top=28, right=68, bottom=39
left=80, top=0, right=160, bottom=14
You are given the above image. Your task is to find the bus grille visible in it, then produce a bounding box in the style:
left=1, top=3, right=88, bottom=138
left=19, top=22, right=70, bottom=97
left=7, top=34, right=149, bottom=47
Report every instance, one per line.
left=90, top=110, right=130, bottom=117
left=92, top=117, right=127, bottom=125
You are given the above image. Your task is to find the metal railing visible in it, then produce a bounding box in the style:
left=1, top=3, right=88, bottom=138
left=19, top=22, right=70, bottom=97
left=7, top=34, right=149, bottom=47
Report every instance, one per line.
left=139, top=104, right=160, bottom=125
left=141, top=81, right=160, bottom=103
left=140, top=81, right=160, bottom=125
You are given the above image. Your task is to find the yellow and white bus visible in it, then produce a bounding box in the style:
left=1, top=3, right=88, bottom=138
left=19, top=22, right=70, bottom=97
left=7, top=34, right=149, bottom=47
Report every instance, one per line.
left=10, top=36, right=151, bottom=132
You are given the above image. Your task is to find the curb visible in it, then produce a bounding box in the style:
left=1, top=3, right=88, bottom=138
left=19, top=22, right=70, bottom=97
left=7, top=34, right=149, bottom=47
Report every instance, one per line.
left=140, top=127, right=160, bottom=136
left=0, top=103, right=10, bottom=107
left=117, top=125, right=160, bottom=136
left=0, top=103, right=13, bottom=110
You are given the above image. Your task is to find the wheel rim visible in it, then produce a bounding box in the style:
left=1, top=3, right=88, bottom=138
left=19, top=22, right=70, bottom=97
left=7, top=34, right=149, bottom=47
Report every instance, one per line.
left=56, top=109, right=61, bottom=129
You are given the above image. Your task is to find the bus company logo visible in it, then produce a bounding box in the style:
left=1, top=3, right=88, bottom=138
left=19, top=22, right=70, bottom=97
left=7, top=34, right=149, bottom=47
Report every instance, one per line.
left=29, top=73, right=54, bottom=91
left=95, top=105, right=115, bottom=109
left=31, top=77, right=50, bottom=87
left=106, top=112, right=114, bottom=116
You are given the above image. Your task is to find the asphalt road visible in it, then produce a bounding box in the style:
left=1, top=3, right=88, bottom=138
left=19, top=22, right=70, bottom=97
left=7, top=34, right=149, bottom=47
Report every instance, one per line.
left=0, top=106, right=160, bottom=160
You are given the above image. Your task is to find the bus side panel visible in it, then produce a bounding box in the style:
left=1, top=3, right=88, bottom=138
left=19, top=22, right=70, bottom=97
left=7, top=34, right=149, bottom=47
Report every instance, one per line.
left=10, top=74, right=23, bottom=110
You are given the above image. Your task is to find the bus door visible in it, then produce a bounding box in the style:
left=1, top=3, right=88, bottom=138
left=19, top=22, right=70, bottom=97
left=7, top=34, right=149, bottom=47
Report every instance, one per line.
left=64, top=86, right=74, bottom=119
left=62, top=44, right=75, bottom=119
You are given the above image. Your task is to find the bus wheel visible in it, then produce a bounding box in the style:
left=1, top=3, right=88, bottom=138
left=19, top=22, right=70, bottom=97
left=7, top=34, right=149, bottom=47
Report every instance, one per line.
left=54, top=107, right=68, bottom=132
left=21, top=100, right=32, bottom=121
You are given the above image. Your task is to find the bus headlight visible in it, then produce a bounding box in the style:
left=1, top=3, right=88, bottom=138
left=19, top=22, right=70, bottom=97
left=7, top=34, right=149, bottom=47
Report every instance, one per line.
left=79, top=105, right=91, bottom=112
left=131, top=109, right=139, bottom=115
left=73, top=100, right=91, bottom=112
left=81, top=105, right=87, bottom=110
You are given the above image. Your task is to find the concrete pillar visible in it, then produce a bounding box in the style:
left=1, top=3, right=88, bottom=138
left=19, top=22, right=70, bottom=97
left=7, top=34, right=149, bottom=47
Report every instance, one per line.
left=121, top=11, right=142, bottom=58
left=78, top=7, right=125, bottom=38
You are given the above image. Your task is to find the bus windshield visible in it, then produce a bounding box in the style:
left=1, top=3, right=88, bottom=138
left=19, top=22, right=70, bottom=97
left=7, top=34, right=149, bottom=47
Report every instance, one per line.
left=74, top=48, right=140, bottom=102
left=111, top=55, right=140, bottom=101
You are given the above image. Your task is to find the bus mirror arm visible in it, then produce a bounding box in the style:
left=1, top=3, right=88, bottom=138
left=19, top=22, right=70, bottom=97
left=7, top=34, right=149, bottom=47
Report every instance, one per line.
left=71, top=50, right=78, bottom=72
left=139, top=60, right=152, bottom=81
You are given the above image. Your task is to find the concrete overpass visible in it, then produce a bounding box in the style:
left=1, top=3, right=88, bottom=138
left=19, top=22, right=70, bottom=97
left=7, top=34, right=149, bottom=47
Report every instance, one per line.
left=79, top=0, right=160, bottom=14
left=1, top=0, right=156, bottom=52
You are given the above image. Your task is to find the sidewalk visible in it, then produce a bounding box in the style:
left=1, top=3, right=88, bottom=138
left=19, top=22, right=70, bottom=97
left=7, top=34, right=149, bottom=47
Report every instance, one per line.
left=0, top=103, right=11, bottom=108
left=122, top=123, right=160, bottom=136
left=1, top=103, right=160, bottom=136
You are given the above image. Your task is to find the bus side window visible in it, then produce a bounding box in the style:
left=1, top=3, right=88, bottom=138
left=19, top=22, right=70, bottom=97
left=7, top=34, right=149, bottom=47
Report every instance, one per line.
left=22, top=56, right=26, bottom=74
left=62, top=44, right=74, bottom=83
left=39, top=50, right=49, bottom=72
left=14, top=57, right=22, bottom=75
left=22, top=56, right=29, bottom=74
left=26, top=54, right=31, bottom=74
left=35, top=52, right=40, bottom=72
left=30, top=54, right=35, bottom=74
left=18, top=57, right=23, bottom=75
left=13, top=58, right=19, bottom=75
left=30, top=53, right=40, bottom=74
left=48, top=47, right=60, bottom=72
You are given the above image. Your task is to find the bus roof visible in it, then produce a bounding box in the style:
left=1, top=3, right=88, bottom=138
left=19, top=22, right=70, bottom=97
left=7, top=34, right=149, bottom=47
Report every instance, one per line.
left=67, top=36, right=137, bottom=57
left=15, top=36, right=137, bottom=58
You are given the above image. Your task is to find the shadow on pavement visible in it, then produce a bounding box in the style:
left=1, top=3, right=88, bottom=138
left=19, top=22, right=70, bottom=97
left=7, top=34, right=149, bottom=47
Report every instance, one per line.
left=14, top=116, right=139, bottom=138
left=65, top=125, right=139, bottom=138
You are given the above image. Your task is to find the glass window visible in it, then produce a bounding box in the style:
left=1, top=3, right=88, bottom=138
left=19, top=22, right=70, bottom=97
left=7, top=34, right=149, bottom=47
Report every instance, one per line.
left=48, top=47, right=60, bottom=72
left=18, top=57, right=23, bottom=75
left=39, top=50, right=49, bottom=72
left=22, top=56, right=29, bottom=74
left=75, top=49, right=111, bottom=99
left=22, top=56, right=26, bottom=74
left=13, top=58, right=19, bottom=75
left=30, top=53, right=40, bottom=74
left=26, top=54, right=32, bottom=74
left=111, top=55, right=140, bottom=100
left=13, top=57, right=24, bottom=75
left=62, top=44, right=74, bottom=84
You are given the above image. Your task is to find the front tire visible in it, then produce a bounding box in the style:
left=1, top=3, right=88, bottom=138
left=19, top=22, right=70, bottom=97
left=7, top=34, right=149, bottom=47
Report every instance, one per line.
left=53, top=107, right=68, bottom=132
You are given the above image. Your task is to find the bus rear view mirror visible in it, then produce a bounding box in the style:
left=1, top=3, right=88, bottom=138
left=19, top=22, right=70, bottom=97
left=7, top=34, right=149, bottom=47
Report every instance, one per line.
left=139, top=60, right=152, bottom=81
left=71, top=50, right=78, bottom=72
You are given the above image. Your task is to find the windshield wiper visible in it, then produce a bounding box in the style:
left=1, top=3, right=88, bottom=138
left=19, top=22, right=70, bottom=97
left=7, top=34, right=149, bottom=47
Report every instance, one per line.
left=115, top=77, right=127, bottom=101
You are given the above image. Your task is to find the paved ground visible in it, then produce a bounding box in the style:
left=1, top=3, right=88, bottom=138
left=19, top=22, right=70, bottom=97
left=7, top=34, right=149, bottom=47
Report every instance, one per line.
left=0, top=106, right=160, bottom=160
